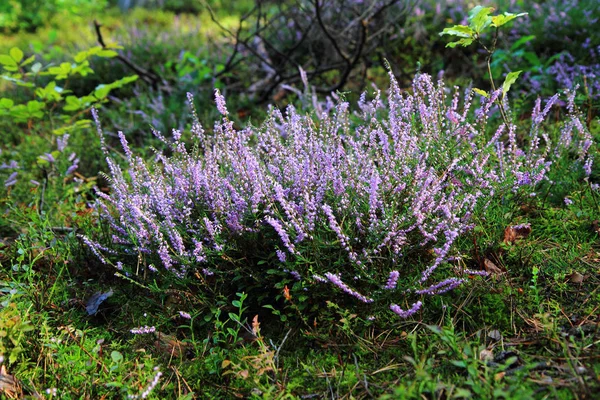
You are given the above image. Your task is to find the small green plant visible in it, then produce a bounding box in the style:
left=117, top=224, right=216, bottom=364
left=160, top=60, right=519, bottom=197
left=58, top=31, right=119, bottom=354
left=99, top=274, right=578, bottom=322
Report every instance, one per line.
left=440, top=5, right=528, bottom=125
left=0, top=44, right=137, bottom=226
left=0, top=45, right=137, bottom=138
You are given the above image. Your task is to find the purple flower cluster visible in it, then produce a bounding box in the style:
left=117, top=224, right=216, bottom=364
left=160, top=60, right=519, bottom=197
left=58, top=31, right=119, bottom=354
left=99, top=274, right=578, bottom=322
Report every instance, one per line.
left=130, top=326, right=156, bottom=335
left=128, top=367, right=162, bottom=399
left=86, top=71, right=593, bottom=318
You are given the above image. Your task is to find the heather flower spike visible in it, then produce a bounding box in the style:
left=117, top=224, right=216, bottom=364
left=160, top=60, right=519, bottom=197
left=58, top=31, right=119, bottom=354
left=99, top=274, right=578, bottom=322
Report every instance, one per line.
left=214, top=88, right=229, bottom=116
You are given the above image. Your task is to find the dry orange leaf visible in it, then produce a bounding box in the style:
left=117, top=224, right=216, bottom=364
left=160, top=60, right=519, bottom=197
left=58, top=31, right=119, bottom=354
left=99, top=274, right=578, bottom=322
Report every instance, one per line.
left=252, top=314, right=260, bottom=336
left=503, top=223, right=532, bottom=244
left=283, top=285, right=291, bottom=301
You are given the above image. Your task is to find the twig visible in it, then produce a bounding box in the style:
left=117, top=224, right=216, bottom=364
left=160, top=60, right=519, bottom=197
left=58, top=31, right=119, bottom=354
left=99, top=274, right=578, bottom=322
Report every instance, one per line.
left=93, top=20, right=170, bottom=93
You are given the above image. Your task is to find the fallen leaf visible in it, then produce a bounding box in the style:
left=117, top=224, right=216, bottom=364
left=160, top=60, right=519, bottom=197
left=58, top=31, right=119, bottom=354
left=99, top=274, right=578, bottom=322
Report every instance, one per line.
left=85, top=289, right=114, bottom=315
left=488, top=329, right=502, bottom=341
left=153, top=331, right=187, bottom=358
left=484, top=258, right=504, bottom=275
left=0, top=365, right=22, bottom=399
left=567, top=271, right=585, bottom=284
left=479, top=349, right=494, bottom=361
left=503, top=223, right=532, bottom=244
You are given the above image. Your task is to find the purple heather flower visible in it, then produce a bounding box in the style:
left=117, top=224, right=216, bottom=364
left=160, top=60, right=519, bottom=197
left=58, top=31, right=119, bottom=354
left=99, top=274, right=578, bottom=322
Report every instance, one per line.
left=390, top=301, right=422, bottom=318
left=40, top=153, right=56, bottom=163
left=415, top=277, right=465, bottom=295
left=276, top=249, right=287, bottom=263
left=4, top=172, right=18, bottom=187
left=57, top=134, right=69, bottom=152
left=384, top=270, right=400, bottom=290
left=583, top=158, right=593, bottom=177
left=324, top=272, right=373, bottom=303
left=214, top=89, right=229, bottom=116
left=564, top=197, right=573, bottom=206
left=128, top=367, right=162, bottom=399
left=130, top=325, right=156, bottom=334
left=289, top=270, right=301, bottom=280
left=178, top=311, right=191, bottom=319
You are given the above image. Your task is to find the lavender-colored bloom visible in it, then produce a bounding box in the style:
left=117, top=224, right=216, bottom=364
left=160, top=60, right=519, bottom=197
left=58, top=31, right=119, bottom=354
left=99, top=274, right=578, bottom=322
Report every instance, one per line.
left=0, top=160, right=19, bottom=169
left=128, top=367, right=162, bottom=399
left=214, top=89, right=229, bottom=116
left=40, top=153, right=56, bottom=163
left=324, top=272, right=373, bottom=303
left=130, top=325, right=156, bottom=334
left=384, top=270, right=400, bottom=290
left=66, top=157, right=79, bottom=175
left=289, top=270, right=301, bottom=280
left=57, top=134, right=69, bottom=152
left=583, top=158, right=593, bottom=177
left=390, top=301, right=422, bottom=318
left=415, top=277, right=465, bottom=295
left=4, top=172, right=18, bottom=187
left=178, top=311, right=191, bottom=319
left=564, top=197, right=573, bottom=206
left=276, top=249, right=287, bottom=262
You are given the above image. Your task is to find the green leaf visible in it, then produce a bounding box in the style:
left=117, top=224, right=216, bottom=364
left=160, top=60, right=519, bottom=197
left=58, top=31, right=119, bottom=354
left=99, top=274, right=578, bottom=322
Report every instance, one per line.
left=0, top=98, right=14, bottom=108
left=228, top=312, right=239, bottom=322
left=523, top=52, right=541, bottom=68
left=0, top=55, right=18, bottom=68
left=502, top=70, right=522, bottom=98
left=94, top=84, right=111, bottom=99
left=9, top=47, right=23, bottom=63
left=450, top=360, right=467, bottom=368
left=110, top=351, right=123, bottom=363
left=31, top=62, right=42, bottom=74
left=21, top=55, right=35, bottom=67
left=446, top=38, right=475, bottom=48
left=468, top=6, right=494, bottom=34
left=510, top=35, right=535, bottom=51
left=472, top=88, right=489, bottom=98
left=74, top=50, right=89, bottom=63
left=97, top=50, right=118, bottom=58
left=63, top=96, right=83, bottom=111
left=491, top=12, right=528, bottom=28
left=439, top=25, right=474, bottom=38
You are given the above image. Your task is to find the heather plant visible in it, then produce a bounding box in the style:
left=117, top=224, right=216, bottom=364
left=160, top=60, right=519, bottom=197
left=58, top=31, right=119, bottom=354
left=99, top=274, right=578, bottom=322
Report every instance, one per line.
left=85, top=66, right=592, bottom=320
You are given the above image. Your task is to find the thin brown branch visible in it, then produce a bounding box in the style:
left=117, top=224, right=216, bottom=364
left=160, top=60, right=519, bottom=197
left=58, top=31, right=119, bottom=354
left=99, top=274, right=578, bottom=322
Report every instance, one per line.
left=93, top=20, right=170, bottom=93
